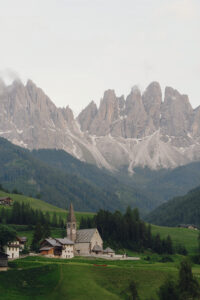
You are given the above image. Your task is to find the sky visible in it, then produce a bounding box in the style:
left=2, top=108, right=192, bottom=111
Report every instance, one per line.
left=0, top=0, right=200, bottom=115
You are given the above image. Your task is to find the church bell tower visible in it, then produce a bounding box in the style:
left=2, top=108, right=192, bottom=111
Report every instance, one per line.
left=66, top=203, right=77, bottom=242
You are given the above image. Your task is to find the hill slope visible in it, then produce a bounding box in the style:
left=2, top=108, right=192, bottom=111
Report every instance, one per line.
left=118, top=162, right=200, bottom=206
left=0, top=138, right=150, bottom=212
left=145, top=186, right=200, bottom=227
left=0, top=190, right=94, bottom=222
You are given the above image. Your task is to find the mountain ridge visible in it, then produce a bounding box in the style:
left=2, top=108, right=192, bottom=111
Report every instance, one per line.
left=1, top=78, right=200, bottom=172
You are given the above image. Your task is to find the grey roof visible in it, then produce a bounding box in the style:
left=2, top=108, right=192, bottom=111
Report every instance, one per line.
left=76, top=228, right=97, bottom=243
left=55, top=238, right=74, bottom=245
left=92, top=244, right=102, bottom=252
left=18, top=236, right=27, bottom=242
left=104, top=247, right=115, bottom=253
left=39, top=247, right=53, bottom=251
left=45, top=239, right=61, bottom=247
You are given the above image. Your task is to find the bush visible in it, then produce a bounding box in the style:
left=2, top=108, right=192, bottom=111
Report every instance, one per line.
left=159, top=255, right=174, bottom=263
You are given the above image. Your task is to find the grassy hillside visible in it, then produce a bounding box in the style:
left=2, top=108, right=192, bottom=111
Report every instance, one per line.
left=0, top=256, right=183, bottom=300
left=1, top=255, right=200, bottom=299
left=0, top=137, right=151, bottom=213
left=151, top=224, right=199, bottom=255
left=0, top=190, right=94, bottom=223
left=145, top=186, right=200, bottom=227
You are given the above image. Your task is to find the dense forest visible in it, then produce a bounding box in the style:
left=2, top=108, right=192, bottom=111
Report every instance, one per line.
left=80, top=207, right=183, bottom=254
left=145, top=186, right=200, bottom=227
left=117, top=161, right=200, bottom=209
left=0, top=137, right=148, bottom=212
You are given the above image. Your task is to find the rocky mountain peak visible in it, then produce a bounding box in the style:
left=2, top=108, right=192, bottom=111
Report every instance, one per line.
left=142, top=81, right=162, bottom=129
left=161, top=87, right=193, bottom=137
left=77, top=101, right=97, bottom=131
left=1, top=79, right=200, bottom=172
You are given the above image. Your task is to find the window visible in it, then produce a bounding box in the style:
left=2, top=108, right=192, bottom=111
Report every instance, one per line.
left=68, top=224, right=70, bottom=228
left=73, top=224, right=75, bottom=229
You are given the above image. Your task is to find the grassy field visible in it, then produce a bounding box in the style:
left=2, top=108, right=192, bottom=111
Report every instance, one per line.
left=151, top=224, right=199, bottom=255
left=0, top=191, right=95, bottom=223
left=0, top=255, right=190, bottom=300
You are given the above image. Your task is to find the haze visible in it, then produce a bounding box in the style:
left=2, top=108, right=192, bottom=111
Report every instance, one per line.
left=0, top=0, right=200, bottom=114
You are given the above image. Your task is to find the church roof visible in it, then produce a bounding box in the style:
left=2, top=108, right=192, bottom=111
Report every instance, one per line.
left=67, top=203, right=76, bottom=222
left=76, top=228, right=97, bottom=243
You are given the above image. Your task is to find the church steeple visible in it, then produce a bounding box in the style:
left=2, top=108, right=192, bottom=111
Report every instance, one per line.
left=66, top=203, right=77, bottom=242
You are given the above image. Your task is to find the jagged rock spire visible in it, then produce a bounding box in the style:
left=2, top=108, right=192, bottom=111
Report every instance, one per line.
left=67, top=203, right=76, bottom=222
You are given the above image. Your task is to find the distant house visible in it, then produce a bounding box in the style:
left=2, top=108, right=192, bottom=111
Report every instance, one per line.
left=0, top=251, right=8, bottom=267
left=4, top=240, right=20, bottom=259
left=178, top=224, right=198, bottom=230
left=103, top=247, right=115, bottom=257
left=0, top=197, right=13, bottom=206
left=17, top=236, right=27, bottom=251
left=39, top=238, right=74, bottom=259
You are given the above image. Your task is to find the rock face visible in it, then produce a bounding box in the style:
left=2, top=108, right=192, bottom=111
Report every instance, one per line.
left=0, top=79, right=200, bottom=172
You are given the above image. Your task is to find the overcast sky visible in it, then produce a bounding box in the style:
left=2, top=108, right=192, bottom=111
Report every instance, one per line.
left=0, top=0, right=200, bottom=114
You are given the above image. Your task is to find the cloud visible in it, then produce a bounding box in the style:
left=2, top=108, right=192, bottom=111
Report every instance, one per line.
left=0, top=68, right=20, bottom=84
left=156, top=0, right=199, bottom=20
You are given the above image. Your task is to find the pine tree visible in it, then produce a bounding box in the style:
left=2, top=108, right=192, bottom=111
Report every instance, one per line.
left=31, top=223, right=43, bottom=252
left=178, top=259, right=200, bottom=299
left=129, top=280, right=139, bottom=300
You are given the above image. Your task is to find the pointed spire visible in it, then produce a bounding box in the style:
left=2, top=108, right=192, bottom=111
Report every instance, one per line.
left=67, top=203, right=76, bottom=222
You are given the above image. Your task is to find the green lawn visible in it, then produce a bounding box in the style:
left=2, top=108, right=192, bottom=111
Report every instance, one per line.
left=151, top=224, right=199, bottom=255
left=1, top=256, right=190, bottom=300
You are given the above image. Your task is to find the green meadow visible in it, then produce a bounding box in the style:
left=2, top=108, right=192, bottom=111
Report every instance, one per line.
left=0, top=191, right=95, bottom=223
left=1, top=255, right=200, bottom=300
left=1, top=190, right=200, bottom=299
left=151, top=224, right=199, bottom=255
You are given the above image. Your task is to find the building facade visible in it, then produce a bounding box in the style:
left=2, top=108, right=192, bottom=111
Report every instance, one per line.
left=4, top=240, right=20, bottom=259
left=67, top=203, right=103, bottom=256
left=40, top=238, right=74, bottom=259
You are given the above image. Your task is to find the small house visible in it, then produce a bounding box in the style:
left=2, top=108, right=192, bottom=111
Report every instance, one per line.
left=17, top=236, right=27, bottom=250
left=103, top=247, right=115, bottom=256
left=0, top=251, right=8, bottom=267
left=178, top=224, right=198, bottom=230
left=0, top=197, right=13, bottom=206
left=39, top=238, right=74, bottom=259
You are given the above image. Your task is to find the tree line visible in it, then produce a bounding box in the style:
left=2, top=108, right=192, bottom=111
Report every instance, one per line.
left=80, top=207, right=186, bottom=255
left=0, top=201, right=65, bottom=228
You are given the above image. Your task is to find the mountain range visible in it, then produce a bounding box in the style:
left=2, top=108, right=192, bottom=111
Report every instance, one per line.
left=1, top=79, right=200, bottom=172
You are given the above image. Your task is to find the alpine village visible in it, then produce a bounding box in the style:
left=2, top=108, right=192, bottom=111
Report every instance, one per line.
left=1, top=1, right=200, bottom=299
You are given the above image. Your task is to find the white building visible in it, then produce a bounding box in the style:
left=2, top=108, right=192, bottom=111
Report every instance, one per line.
left=4, top=240, right=20, bottom=259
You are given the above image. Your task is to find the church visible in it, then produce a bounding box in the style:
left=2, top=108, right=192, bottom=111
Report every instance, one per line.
left=39, top=203, right=104, bottom=257
left=67, top=203, right=103, bottom=256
